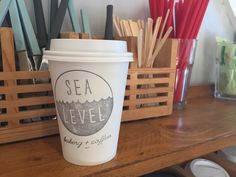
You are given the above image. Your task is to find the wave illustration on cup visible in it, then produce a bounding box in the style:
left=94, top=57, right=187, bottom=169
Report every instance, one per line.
left=55, top=70, right=114, bottom=136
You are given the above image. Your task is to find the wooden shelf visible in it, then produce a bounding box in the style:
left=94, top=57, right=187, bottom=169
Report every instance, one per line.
left=1, top=94, right=236, bottom=177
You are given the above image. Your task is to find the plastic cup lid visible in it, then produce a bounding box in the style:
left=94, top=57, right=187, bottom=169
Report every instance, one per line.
left=50, top=39, right=128, bottom=53
left=43, top=50, right=133, bottom=63
left=190, top=159, right=230, bottom=177
left=219, top=145, right=236, bottom=163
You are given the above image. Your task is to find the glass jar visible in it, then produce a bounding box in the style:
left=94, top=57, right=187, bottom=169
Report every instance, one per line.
left=174, top=39, right=198, bottom=109
left=215, top=42, right=236, bottom=100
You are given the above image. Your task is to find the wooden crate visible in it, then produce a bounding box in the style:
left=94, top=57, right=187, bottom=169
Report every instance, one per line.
left=0, top=71, right=58, bottom=143
left=0, top=28, right=58, bottom=144
left=121, top=37, right=177, bottom=121
left=0, top=30, right=177, bottom=143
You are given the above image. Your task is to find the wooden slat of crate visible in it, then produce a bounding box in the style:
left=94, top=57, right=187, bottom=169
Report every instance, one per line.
left=0, top=28, right=18, bottom=125
left=125, top=87, right=173, bottom=96
left=127, top=77, right=172, bottom=85
left=124, top=96, right=169, bottom=106
left=60, top=32, right=80, bottom=39
left=0, top=83, right=52, bottom=94
left=0, top=96, right=54, bottom=108
left=166, top=72, right=176, bottom=109
left=0, top=108, right=56, bottom=120
left=122, top=106, right=172, bottom=121
left=0, top=120, right=59, bottom=144
left=128, top=68, right=176, bottom=74
left=60, top=32, right=90, bottom=39
left=128, top=70, right=137, bottom=110
left=0, top=71, right=50, bottom=80
left=164, top=39, right=177, bottom=109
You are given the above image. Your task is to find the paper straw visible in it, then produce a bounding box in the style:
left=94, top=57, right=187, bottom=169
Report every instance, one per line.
left=184, top=0, right=201, bottom=38
left=178, top=0, right=192, bottom=38
left=175, top=2, right=180, bottom=38
left=149, top=0, right=158, bottom=21
left=192, top=0, right=209, bottom=38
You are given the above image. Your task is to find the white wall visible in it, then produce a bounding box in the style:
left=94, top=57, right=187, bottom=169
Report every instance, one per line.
left=25, top=0, right=236, bottom=85
left=229, top=0, right=236, bottom=17
left=191, top=0, right=236, bottom=85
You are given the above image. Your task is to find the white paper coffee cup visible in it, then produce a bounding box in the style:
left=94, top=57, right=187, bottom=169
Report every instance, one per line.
left=44, top=39, right=132, bottom=166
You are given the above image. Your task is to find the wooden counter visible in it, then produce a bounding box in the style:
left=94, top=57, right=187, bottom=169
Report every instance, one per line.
left=1, top=95, right=236, bottom=177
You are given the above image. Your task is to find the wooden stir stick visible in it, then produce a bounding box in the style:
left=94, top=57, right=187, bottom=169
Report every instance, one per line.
left=143, top=22, right=149, bottom=66
left=113, top=17, right=122, bottom=37
left=146, top=17, right=162, bottom=67
left=137, top=29, right=143, bottom=67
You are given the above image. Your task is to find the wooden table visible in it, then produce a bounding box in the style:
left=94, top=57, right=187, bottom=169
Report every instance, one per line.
left=1, top=95, right=236, bottom=177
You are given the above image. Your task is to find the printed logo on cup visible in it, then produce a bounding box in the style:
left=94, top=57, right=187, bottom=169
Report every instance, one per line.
left=55, top=70, right=113, bottom=136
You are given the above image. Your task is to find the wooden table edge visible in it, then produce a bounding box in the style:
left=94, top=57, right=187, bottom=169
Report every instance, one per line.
left=92, top=133, right=236, bottom=177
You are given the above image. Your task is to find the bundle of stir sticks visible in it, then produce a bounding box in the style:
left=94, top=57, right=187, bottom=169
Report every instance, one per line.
left=113, top=12, right=173, bottom=68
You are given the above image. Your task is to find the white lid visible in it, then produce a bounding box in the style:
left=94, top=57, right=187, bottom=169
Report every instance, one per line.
left=43, top=50, right=133, bottom=63
left=219, top=145, right=236, bottom=163
left=190, top=159, right=230, bottom=177
left=50, top=39, right=128, bottom=53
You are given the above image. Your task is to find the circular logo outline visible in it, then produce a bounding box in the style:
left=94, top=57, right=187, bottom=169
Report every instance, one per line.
left=54, top=70, right=114, bottom=136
